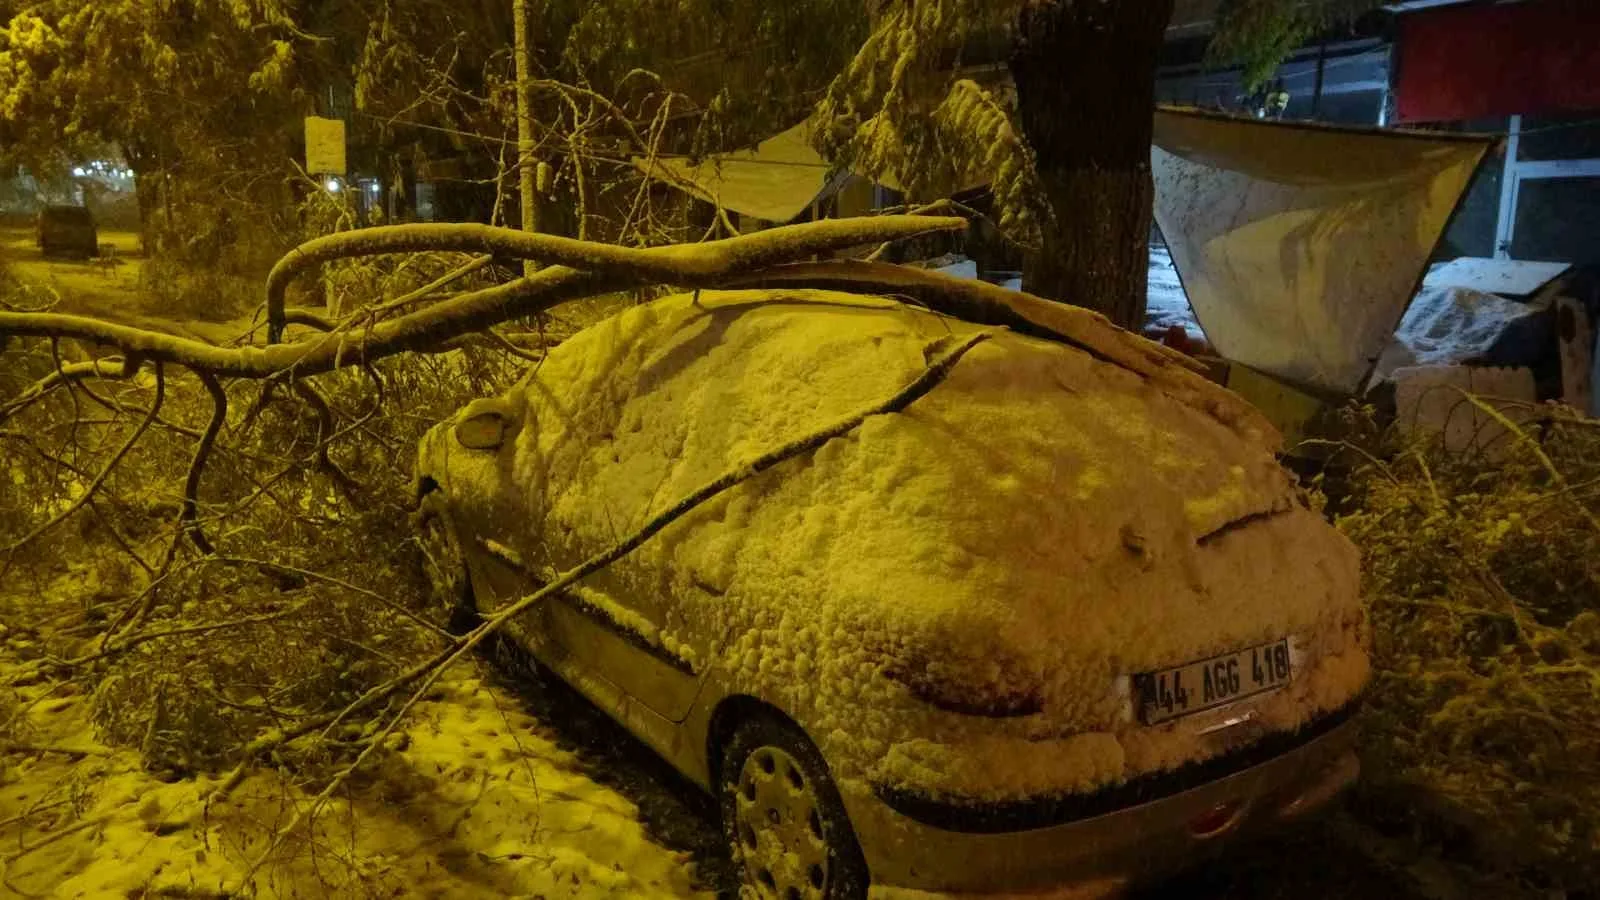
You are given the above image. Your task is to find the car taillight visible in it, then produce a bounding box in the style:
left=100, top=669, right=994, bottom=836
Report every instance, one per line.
left=877, top=640, right=1045, bottom=718
left=885, top=669, right=1045, bottom=718
left=1188, top=800, right=1246, bottom=839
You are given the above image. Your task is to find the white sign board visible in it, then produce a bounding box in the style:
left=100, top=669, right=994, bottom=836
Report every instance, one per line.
left=305, top=116, right=347, bottom=176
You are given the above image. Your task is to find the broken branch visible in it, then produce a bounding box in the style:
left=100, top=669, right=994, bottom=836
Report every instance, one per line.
left=263, top=215, right=965, bottom=341
left=178, top=372, right=228, bottom=557
left=1, top=363, right=164, bottom=560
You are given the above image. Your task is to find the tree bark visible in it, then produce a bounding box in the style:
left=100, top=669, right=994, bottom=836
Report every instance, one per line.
left=1008, top=0, right=1175, bottom=331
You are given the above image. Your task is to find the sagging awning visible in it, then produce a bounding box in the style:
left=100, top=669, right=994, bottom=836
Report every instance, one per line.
left=1151, top=108, right=1493, bottom=394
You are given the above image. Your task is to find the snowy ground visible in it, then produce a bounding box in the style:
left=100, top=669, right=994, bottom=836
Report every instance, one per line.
left=1, top=661, right=699, bottom=900
left=0, top=226, right=247, bottom=345
left=0, top=227, right=144, bottom=311
left=1, top=651, right=713, bottom=897
left=0, top=257, right=1443, bottom=900
left=1, top=601, right=1430, bottom=900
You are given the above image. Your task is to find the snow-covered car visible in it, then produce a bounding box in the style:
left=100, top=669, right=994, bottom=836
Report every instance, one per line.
left=412, top=286, right=1371, bottom=898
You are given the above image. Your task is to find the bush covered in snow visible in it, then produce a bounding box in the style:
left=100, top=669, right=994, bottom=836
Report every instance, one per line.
left=1332, top=403, right=1600, bottom=892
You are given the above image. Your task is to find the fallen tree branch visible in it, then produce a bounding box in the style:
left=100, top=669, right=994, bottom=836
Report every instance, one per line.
left=178, top=372, right=228, bottom=557
left=285, top=379, right=361, bottom=498
left=0, top=815, right=111, bottom=867
left=0, top=743, right=110, bottom=758
left=1, top=218, right=965, bottom=381
left=211, top=555, right=453, bottom=641
left=263, top=215, right=965, bottom=342
left=722, top=260, right=1280, bottom=447
left=62, top=600, right=315, bottom=667
left=1, top=363, right=164, bottom=562
left=362, top=253, right=497, bottom=321
left=1457, top=390, right=1600, bottom=536
left=0, top=799, right=71, bottom=832
left=0, top=356, right=135, bottom=425
left=282, top=308, right=337, bottom=332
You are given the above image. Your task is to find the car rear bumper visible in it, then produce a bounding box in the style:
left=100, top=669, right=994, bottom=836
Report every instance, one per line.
left=844, top=708, right=1361, bottom=895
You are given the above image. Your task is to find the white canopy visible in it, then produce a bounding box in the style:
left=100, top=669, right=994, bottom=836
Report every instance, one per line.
left=1151, top=109, right=1492, bottom=394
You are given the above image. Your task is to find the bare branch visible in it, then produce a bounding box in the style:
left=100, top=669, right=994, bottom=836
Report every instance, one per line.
left=1, top=357, right=134, bottom=424
left=2, top=363, right=164, bottom=561
left=1, top=218, right=965, bottom=381
left=179, top=372, right=228, bottom=557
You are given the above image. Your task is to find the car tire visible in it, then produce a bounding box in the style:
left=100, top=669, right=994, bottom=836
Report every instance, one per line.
left=719, top=713, right=869, bottom=900
left=415, top=492, right=479, bottom=635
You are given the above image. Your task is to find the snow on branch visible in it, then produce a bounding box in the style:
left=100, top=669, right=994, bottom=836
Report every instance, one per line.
left=264, top=215, right=967, bottom=342
left=0, top=216, right=965, bottom=384
left=726, top=259, right=1281, bottom=448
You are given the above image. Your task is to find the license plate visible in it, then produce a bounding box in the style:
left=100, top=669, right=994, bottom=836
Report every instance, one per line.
left=1135, top=639, right=1293, bottom=725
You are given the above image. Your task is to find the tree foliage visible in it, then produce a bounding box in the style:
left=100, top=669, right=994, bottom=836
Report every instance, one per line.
left=0, top=0, right=343, bottom=268
left=1207, top=0, right=1382, bottom=89
left=813, top=2, right=1037, bottom=238
left=0, top=2, right=298, bottom=169
left=809, top=0, right=1380, bottom=321
left=559, top=0, right=868, bottom=150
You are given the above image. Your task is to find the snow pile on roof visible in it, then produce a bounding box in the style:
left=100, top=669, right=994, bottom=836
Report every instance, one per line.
left=499, top=290, right=1367, bottom=802
left=1371, top=285, right=1550, bottom=384
left=0, top=659, right=708, bottom=898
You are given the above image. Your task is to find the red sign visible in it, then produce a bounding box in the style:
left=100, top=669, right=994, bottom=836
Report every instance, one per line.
left=1395, top=0, right=1600, bottom=124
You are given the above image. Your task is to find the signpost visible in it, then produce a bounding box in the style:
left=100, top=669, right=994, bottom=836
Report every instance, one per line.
left=305, top=116, right=347, bottom=178
left=305, top=115, right=348, bottom=318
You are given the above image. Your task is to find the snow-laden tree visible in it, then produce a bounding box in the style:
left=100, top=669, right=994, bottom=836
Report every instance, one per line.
left=813, top=0, right=1379, bottom=328
left=0, top=0, right=326, bottom=254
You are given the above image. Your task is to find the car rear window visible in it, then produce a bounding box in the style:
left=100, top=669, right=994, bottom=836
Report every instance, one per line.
left=45, top=207, right=92, bottom=225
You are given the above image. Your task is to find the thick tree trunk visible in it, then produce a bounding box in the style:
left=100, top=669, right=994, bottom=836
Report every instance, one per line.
left=1008, top=0, right=1175, bottom=331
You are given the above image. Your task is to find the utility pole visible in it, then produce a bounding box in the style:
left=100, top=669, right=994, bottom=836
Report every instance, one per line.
left=513, top=0, right=540, bottom=276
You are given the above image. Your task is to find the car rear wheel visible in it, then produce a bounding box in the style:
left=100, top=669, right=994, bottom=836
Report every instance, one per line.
left=415, top=492, right=478, bottom=635
left=719, top=714, right=868, bottom=900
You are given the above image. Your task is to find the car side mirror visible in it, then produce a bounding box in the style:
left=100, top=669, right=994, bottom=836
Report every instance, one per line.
left=454, top=398, right=517, bottom=451
left=454, top=411, right=505, bottom=450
